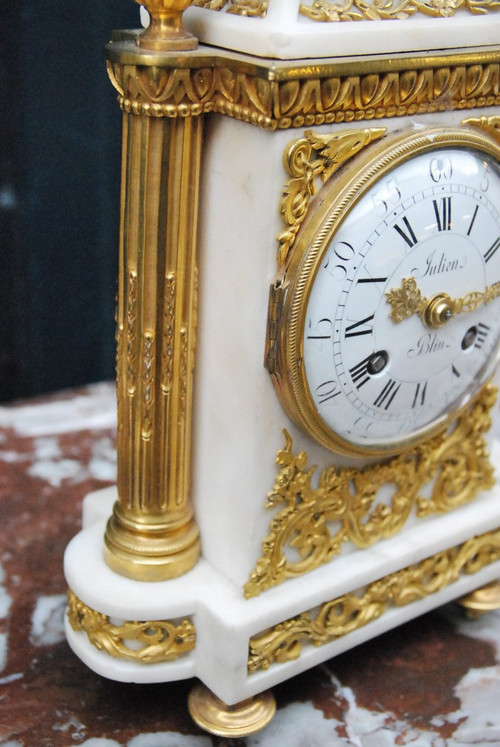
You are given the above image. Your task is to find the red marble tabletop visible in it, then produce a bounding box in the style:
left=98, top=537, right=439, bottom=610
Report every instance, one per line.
left=1, top=383, right=500, bottom=746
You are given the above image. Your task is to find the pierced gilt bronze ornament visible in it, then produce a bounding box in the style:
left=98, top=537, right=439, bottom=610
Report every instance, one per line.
left=64, top=0, right=500, bottom=738
left=245, top=385, right=497, bottom=598
left=192, top=0, right=269, bottom=14
left=67, top=590, right=196, bottom=663
left=190, top=0, right=500, bottom=18
left=248, top=528, right=500, bottom=673
left=299, top=0, right=500, bottom=21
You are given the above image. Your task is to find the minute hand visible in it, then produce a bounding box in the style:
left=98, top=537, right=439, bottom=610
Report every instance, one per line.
left=386, top=277, right=500, bottom=329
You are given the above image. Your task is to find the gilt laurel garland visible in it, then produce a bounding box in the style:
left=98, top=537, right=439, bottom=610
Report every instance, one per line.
left=67, top=590, right=196, bottom=663
left=248, top=528, right=500, bottom=673
left=277, top=127, right=386, bottom=267
left=299, top=0, right=500, bottom=21
left=277, top=118, right=500, bottom=267
left=244, top=385, right=497, bottom=598
left=464, top=115, right=500, bottom=143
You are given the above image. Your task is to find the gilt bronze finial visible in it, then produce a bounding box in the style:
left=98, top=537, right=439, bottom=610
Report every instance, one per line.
left=135, top=0, right=198, bottom=51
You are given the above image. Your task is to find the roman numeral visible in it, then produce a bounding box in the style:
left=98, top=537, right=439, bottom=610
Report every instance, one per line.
left=467, top=205, right=479, bottom=236
left=394, top=216, right=418, bottom=247
left=373, top=379, right=401, bottom=410
left=344, top=314, right=375, bottom=338
left=475, top=322, right=490, bottom=349
left=349, top=356, right=372, bottom=389
left=433, top=197, right=452, bottom=231
left=484, top=237, right=500, bottom=263
left=452, top=364, right=461, bottom=378
left=412, top=381, right=427, bottom=408
left=356, top=277, right=388, bottom=285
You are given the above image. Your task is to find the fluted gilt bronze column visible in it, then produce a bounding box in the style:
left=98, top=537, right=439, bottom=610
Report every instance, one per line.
left=104, top=0, right=201, bottom=580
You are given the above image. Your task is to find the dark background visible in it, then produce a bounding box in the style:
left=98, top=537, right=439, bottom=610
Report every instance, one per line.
left=0, top=0, right=140, bottom=402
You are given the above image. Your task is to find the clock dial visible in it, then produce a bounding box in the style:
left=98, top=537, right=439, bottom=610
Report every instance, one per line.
left=272, top=128, right=500, bottom=456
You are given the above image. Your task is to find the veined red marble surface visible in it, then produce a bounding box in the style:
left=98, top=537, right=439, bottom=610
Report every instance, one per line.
left=0, top=382, right=500, bottom=746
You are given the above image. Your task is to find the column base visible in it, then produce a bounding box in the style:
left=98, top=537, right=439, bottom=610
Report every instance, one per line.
left=104, top=502, right=200, bottom=582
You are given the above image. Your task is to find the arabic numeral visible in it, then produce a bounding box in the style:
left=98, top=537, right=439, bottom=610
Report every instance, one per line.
left=372, top=179, right=401, bottom=216
left=306, top=317, right=333, bottom=352
left=323, top=241, right=356, bottom=281
left=316, top=380, right=341, bottom=405
left=430, top=156, right=452, bottom=182
left=480, top=162, right=490, bottom=192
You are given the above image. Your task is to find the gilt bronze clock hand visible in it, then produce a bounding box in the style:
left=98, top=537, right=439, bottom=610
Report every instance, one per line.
left=386, top=277, right=500, bottom=329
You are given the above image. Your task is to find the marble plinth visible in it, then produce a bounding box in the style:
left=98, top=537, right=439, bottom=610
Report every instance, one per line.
left=2, top=384, right=500, bottom=744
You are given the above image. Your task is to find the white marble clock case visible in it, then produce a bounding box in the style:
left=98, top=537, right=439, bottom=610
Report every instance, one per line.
left=65, top=1, right=500, bottom=706
left=65, top=107, right=500, bottom=705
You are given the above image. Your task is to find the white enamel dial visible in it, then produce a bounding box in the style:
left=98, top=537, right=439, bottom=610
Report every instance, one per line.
left=271, top=128, right=500, bottom=456
left=304, top=144, right=500, bottom=451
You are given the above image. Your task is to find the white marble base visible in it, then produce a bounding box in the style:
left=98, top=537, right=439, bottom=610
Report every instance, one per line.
left=65, top=469, right=500, bottom=705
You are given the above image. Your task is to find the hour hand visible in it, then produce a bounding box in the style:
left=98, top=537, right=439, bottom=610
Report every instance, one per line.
left=386, top=277, right=500, bottom=329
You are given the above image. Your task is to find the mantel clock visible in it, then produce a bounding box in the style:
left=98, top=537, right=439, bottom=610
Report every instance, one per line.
left=65, top=0, right=500, bottom=737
